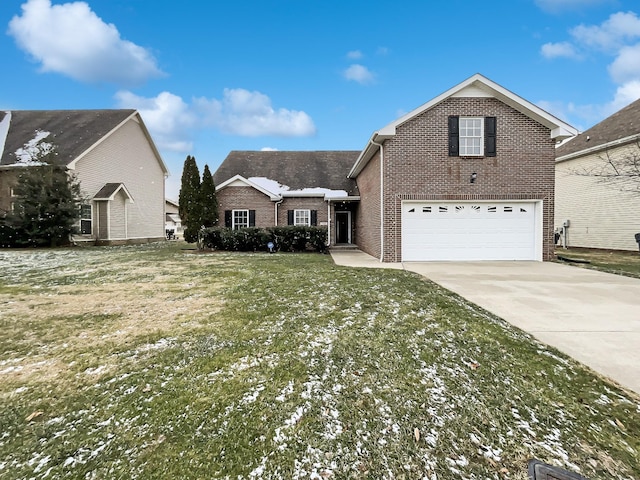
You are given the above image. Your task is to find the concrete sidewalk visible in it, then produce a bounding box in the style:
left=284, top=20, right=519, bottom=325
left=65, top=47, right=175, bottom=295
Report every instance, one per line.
left=330, top=249, right=640, bottom=395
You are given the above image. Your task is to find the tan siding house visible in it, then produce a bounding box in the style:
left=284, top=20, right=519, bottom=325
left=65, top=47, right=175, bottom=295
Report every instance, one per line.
left=555, top=99, right=640, bottom=251
left=0, top=110, right=168, bottom=245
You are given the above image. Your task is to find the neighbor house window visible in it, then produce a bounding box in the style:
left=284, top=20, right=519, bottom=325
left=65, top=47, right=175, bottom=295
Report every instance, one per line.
left=233, top=209, right=249, bottom=230
left=80, top=203, right=92, bottom=234
left=294, top=209, right=311, bottom=226
left=448, top=116, right=497, bottom=157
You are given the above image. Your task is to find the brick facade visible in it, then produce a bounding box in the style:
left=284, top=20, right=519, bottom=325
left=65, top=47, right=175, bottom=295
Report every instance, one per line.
left=354, top=153, right=381, bottom=258
left=279, top=197, right=328, bottom=226
left=216, top=186, right=274, bottom=227
left=356, top=97, right=556, bottom=262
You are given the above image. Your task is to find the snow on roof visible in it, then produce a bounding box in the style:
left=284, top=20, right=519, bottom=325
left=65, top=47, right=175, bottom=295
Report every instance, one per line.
left=14, top=129, right=53, bottom=165
left=248, top=177, right=289, bottom=195
left=248, top=176, right=349, bottom=199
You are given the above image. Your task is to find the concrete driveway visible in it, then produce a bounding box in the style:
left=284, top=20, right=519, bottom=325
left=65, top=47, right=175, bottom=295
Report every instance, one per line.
left=331, top=251, right=640, bottom=394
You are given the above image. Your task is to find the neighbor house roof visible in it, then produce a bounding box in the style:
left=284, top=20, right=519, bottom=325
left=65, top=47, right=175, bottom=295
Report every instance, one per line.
left=555, top=97, right=640, bottom=162
left=349, top=73, right=578, bottom=178
left=213, top=151, right=360, bottom=196
left=0, top=109, right=169, bottom=175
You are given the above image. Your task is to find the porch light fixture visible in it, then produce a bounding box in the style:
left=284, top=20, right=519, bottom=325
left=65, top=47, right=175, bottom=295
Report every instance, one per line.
left=470, top=172, right=477, bottom=183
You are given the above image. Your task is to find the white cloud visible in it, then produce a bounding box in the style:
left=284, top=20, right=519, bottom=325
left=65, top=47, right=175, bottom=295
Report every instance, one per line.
left=571, top=11, right=640, bottom=52
left=115, top=90, right=196, bottom=152
left=608, top=43, right=640, bottom=83
left=343, top=64, right=374, bottom=84
left=195, top=88, right=316, bottom=137
left=539, top=11, right=640, bottom=127
left=8, top=0, right=162, bottom=86
left=606, top=80, right=640, bottom=114
left=115, top=88, right=315, bottom=150
left=376, top=46, right=390, bottom=56
left=261, top=147, right=279, bottom=151
left=535, top=0, right=611, bottom=14
left=346, top=50, right=363, bottom=59
left=540, top=42, right=580, bottom=59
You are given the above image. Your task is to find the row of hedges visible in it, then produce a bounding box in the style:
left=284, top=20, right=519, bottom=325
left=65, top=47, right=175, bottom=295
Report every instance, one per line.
left=198, top=226, right=328, bottom=253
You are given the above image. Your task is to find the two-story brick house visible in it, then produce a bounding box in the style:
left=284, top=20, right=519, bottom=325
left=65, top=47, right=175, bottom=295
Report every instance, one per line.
left=213, top=74, right=577, bottom=261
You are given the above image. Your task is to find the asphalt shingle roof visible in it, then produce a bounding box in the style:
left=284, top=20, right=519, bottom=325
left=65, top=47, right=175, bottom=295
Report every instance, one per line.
left=556, top=98, right=640, bottom=158
left=0, top=110, right=135, bottom=166
left=213, top=151, right=361, bottom=195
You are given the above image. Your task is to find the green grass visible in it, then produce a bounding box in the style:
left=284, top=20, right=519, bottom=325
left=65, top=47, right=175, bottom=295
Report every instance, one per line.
left=556, top=247, right=640, bottom=278
left=0, top=242, right=638, bottom=479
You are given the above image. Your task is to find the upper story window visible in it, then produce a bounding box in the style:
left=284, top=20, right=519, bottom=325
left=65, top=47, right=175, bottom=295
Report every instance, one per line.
left=459, top=118, right=483, bottom=156
left=448, top=116, right=496, bottom=157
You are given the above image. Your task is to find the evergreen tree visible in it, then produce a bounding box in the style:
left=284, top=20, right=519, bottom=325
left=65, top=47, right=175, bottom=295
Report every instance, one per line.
left=200, top=164, right=218, bottom=228
left=7, top=155, right=82, bottom=247
left=178, top=155, right=202, bottom=243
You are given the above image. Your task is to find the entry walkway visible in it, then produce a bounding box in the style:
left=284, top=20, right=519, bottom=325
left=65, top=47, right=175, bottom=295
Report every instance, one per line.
left=330, top=249, right=640, bottom=395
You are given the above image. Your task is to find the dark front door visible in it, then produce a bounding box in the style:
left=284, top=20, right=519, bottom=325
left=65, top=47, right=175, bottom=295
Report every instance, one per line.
left=335, top=211, right=350, bottom=244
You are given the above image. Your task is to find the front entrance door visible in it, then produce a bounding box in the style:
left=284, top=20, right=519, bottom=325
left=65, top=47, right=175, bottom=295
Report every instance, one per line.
left=335, top=211, right=351, bottom=244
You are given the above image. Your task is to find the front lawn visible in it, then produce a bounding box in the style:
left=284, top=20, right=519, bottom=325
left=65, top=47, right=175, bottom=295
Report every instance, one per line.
left=556, top=247, right=640, bottom=279
left=1, top=243, right=638, bottom=479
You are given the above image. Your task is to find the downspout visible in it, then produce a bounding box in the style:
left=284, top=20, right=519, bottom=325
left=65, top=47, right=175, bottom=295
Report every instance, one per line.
left=274, top=197, right=283, bottom=225
left=326, top=199, right=331, bottom=248
left=371, top=137, right=384, bottom=262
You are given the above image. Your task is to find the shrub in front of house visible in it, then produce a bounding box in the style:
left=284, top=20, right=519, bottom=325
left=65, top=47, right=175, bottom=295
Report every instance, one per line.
left=199, top=226, right=328, bottom=253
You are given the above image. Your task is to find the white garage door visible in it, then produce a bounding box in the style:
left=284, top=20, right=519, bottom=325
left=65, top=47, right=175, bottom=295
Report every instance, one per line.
left=402, top=201, right=539, bottom=261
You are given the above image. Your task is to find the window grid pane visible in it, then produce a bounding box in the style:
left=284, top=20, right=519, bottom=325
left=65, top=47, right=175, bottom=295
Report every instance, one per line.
left=459, top=117, right=483, bottom=156
left=294, top=209, right=310, bottom=226
left=233, top=210, right=249, bottom=229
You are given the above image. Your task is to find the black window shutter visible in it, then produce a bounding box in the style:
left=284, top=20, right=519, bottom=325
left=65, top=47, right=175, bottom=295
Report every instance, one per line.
left=287, top=210, right=294, bottom=225
left=311, top=210, right=317, bottom=226
left=448, top=116, right=459, bottom=157
left=485, top=116, right=497, bottom=157
left=225, top=210, right=232, bottom=228
left=249, top=210, right=256, bottom=227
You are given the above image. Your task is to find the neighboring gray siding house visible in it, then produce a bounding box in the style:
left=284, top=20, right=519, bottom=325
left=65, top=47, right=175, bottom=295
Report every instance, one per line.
left=0, top=110, right=168, bottom=245
left=213, top=74, right=577, bottom=262
left=555, top=98, right=640, bottom=251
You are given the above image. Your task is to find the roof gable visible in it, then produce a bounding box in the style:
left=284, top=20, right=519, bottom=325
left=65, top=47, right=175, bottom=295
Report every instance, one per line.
left=556, top=97, right=640, bottom=161
left=378, top=74, right=576, bottom=139
left=349, top=74, right=578, bottom=177
left=93, top=182, right=134, bottom=201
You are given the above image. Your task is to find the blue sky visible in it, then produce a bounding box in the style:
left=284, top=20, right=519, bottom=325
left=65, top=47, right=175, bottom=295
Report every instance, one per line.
left=2, top=0, right=640, bottom=199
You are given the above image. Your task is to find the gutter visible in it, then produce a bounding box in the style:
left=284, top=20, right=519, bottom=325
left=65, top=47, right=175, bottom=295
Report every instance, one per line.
left=556, top=133, right=640, bottom=163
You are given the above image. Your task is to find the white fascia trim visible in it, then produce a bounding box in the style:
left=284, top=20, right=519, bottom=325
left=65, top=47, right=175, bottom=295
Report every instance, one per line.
left=327, top=195, right=360, bottom=202
left=0, top=111, right=11, bottom=162
left=216, top=174, right=281, bottom=200
left=555, top=132, right=640, bottom=163
left=93, top=183, right=135, bottom=202
left=349, top=74, right=578, bottom=178
left=281, top=191, right=325, bottom=198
